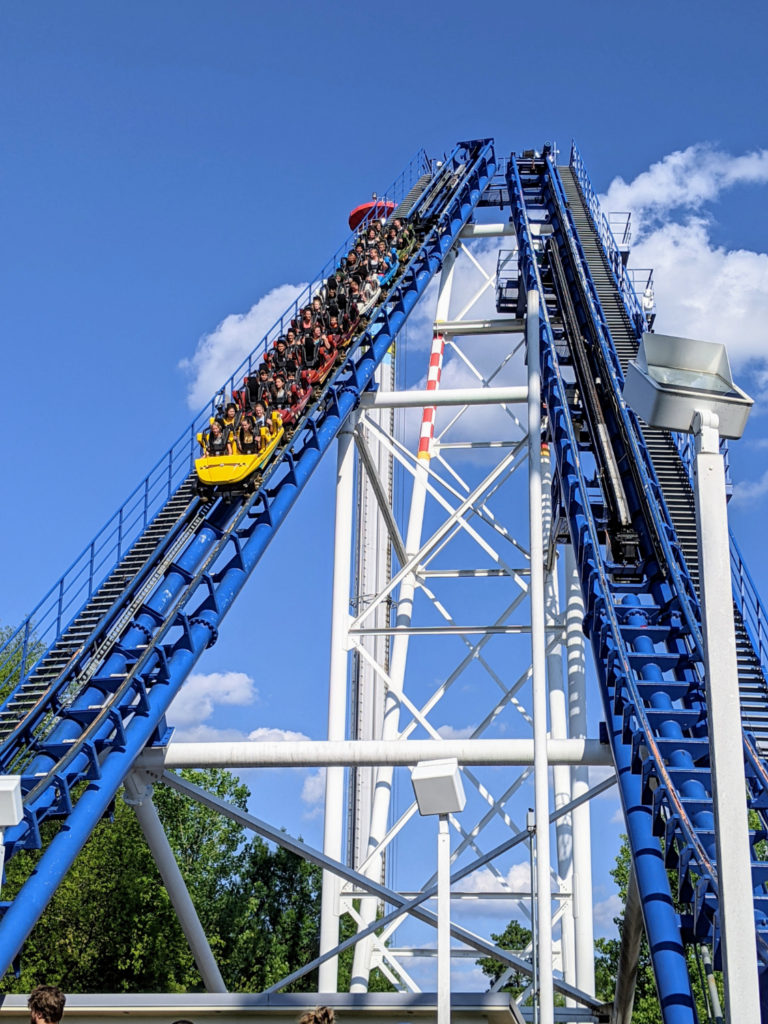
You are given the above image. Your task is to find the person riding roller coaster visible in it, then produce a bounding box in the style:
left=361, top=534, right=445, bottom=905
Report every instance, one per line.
left=196, top=202, right=414, bottom=495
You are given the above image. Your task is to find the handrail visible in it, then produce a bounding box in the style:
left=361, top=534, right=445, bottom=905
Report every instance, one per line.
left=0, top=147, right=432, bottom=689
left=568, top=141, right=647, bottom=334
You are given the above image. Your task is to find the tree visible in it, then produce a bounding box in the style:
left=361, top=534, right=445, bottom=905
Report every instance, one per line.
left=594, top=835, right=718, bottom=1024
left=0, top=768, right=326, bottom=993
left=476, top=919, right=533, bottom=998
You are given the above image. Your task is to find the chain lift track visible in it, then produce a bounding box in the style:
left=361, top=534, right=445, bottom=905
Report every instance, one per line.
left=0, top=139, right=497, bottom=972
left=508, top=148, right=768, bottom=1021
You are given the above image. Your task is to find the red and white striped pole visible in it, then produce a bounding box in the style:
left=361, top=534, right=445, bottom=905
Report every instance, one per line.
left=417, top=332, right=446, bottom=462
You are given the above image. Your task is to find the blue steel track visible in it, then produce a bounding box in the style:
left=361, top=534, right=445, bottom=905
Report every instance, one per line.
left=1, top=138, right=768, bottom=1022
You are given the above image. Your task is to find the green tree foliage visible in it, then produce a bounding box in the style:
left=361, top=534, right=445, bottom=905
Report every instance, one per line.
left=0, top=769, right=329, bottom=993
left=476, top=919, right=533, bottom=998
left=594, top=835, right=719, bottom=1024
left=0, top=623, right=44, bottom=704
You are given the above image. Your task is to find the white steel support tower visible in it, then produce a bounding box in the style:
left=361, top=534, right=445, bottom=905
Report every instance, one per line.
left=316, top=224, right=604, bottom=1020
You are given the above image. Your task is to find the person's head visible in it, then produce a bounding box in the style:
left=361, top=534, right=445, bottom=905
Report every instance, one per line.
left=298, top=1007, right=334, bottom=1024
left=28, top=985, right=66, bottom=1024
left=211, top=421, right=222, bottom=436
left=276, top=339, right=287, bottom=353
left=329, top=314, right=339, bottom=329
left=312, top=296, right=322, bottom=309
left=286, top=328, right=297, bottom=343
left=275, top=373, right=285, bottom=387
left=259, top=365, right=269, bottom=379
left=312, top=324, right=323, bottom=338
left=225, top=403, right=237, bottom=419
left=254, top=402, right=265, bottom=418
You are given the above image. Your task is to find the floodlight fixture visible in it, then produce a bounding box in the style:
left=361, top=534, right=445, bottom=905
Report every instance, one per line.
left=623, top=332, right=752, bottom=438
left=411, top=758, right=466, bottom=816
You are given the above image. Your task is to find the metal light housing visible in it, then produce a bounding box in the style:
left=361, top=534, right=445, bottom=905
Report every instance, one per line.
left=623, top=332, right=753, bottom=438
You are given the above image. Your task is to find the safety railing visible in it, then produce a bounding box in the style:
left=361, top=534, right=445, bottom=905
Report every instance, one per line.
left=608, top=211, right=632, bottom=248
left=731, top=532, right=768, bottom=679
left=0, top=147, right=434, bottom=688
left=568, top=142, right=647, bottom=333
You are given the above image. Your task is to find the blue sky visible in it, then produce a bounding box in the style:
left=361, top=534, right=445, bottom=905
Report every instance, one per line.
left=2, top=0, right=768, bottom=987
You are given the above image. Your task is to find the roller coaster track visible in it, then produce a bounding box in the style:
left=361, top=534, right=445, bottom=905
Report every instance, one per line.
left=0, top=139, right=496, bottom=970
left=508, top=149, right=768, bottom=1021
left=2, top=136, right=768, bottom=1020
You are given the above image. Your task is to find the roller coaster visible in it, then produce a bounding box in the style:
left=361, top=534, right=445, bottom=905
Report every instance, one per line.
left=0, top=138, right=766, bottom=1023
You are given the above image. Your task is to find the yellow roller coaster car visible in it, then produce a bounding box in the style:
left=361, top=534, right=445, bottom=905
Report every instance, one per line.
left=195, top=412, right=284, bottom=495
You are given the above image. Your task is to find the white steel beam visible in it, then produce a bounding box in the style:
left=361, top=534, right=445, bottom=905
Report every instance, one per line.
left=123, top=772, right=227, bottom=993
left=565, top=546, right=595, bottom=996
left=459, top=222, right=516, bottom=237
left=350, top=247, right=459, bottom=990
left=358, top=386, right=527, bottom=408
left=527, top=289, right=554, bottom=1024
left=319, top=420, right=357, bottom=992
left=433, top=317, right=524, bottom=335
left=139, top=738, right=611, bottom=769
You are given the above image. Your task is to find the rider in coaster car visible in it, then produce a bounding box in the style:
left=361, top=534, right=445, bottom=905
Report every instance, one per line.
left=270, top=372, right=291, bottom=409
left=304, top=323, right=325, bottom=367
left=311, top=295, right=327, bottom=327
left=315, top=332, right=335, bottom=367
left=272, top=337, right=290, bottom=375
left=251, top=401, right=268, bottom=431
left=205, top=419, right=232, bottom=457
left=237, top=415, right=261, bottom=455
left=327, top=312, right=343, bottom=345
left=218, top=402, right=241, bottom=439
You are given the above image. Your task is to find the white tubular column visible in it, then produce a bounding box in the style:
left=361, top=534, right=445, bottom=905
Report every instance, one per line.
left=527, top=289, right=554, bottom=1024
left=542, top=444, right=575, bottom=991
left=123, top=772, right=227, bottom=993
left=350, top=246, right=458, bottom=990
left=319, top=419, right=357, bottom=992
left=693, top=410, right=760, bottom=1021
left=565, top=545, right=594, bottom=996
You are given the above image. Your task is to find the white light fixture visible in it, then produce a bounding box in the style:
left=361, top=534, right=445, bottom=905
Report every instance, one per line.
left=623, top=332, right=753, bottom=438
left=411, top=757, right=467, bottom=816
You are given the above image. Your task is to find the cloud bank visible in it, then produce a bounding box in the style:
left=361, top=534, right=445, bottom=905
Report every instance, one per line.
left=599, top=145, right=768, bottom=369
left=180, top=282, right=307, bottom=410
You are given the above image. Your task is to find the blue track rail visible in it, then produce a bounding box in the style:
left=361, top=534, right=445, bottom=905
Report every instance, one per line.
left=0, top=140, right=496, bottom=973
left=508, top=148, right=768, bottom=1020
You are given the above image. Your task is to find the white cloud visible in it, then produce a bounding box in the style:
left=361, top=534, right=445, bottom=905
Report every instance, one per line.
left=301, top=768, right=326, bottom=818
left=630, top=220, right=768, bottom=368
left=457, top=860, right=531, bottom=894
left=247, top=726, right=311, bottom=742
left=601, top=145, right=768, bottom=234
left=179, top=282, right=308, bottom=409
left=732, top=468, right=768, bottom=504
left=593, top=892, right=623, bottom=930
left=168, top=670, right=258, bottom=727
left=437, top=723, right=476, bottom=740
left=597, top=146, right=768, bottom=374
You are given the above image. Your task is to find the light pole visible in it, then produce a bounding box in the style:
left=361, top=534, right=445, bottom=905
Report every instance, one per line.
left=411, top=758, right=466, bottom=1024
left=623, top=331, right=757, bottom=1022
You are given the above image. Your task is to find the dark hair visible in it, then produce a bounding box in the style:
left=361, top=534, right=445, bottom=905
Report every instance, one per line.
left=298, top=1007, right=335, bottom=1024
left=28, top=986, right=66, bottom=1023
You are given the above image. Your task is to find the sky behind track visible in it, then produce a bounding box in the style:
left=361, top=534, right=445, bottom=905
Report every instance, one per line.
left=1, top=0, right=767, bottom=981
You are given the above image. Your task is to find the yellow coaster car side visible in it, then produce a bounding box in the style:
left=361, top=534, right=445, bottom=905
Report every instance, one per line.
left=195, top=412, right=284, bottom=493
